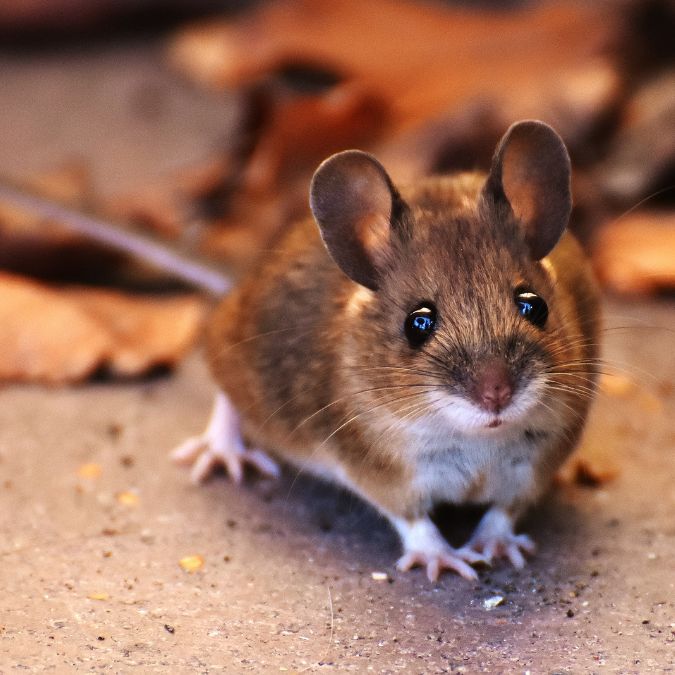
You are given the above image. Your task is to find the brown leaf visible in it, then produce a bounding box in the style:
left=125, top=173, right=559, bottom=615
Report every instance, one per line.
left=0, top=273, right=112, bottom=383
left=557, top=446, right=619, bottom=488
left=64, top=287, right=206, bottom=377
left=599, top=71, right=675, bottom=205
left=24, top=161, right=93, bottom=207
left=103, top=187, right=186, bottom=240
left=593, top=211, right=675, bottom=295
left=242, top=82, right=388, bottom=194
left=0, top=272, right=205, bottom=383
left=169, top=0, right=618, bottom=133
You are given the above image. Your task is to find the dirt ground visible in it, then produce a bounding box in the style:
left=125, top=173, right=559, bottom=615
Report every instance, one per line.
left=0, top=33, right=673, bottom=674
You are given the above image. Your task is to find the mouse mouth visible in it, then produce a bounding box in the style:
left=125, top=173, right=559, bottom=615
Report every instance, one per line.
left=428, top=381, right=544, bottom=436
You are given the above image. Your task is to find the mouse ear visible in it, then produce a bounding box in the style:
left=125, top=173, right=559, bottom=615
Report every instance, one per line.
left=310, top=150, right=401, bottom=290
left=483, top=120, right=571, bottom=260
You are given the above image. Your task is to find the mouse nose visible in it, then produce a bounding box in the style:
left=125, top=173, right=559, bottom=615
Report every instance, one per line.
left=471, top=359, right=513, bottom=414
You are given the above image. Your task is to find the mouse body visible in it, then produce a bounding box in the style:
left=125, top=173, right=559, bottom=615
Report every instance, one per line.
left=174, top=120, right=600, bottom=581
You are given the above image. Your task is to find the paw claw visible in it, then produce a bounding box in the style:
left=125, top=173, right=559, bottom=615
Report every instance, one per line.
left=171, top=437, right=205, bottom=465
left=190, top=441, right=221, bottom=484
left=246, top=449, right=282, bottom=479
left=514, top=534, right=537, bottom=555
left=469, top=509, right=536, bottom=570
left=396, top=548, right=479, bottom=582
left=505, top=544, right=526, bottom=569
left=455, top=546, right=490, bottom=566
left=395, top=552, right=416, bottom=573
left=172, top=392, right=280, bottom=485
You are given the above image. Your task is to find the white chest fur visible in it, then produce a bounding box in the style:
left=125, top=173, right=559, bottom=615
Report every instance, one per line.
left=410, top=431, right=538, bottom=506
left=371, top=401, right=542, bottom=508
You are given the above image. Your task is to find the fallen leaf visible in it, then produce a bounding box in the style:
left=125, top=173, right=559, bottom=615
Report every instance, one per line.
left=593, top=211, right=675, bottom=295
left=241, top=82, right=388, bottom=194
left=0, top=273, right=113, bottom=383
left=63, top=287, right=206, bottom=378
left=558, top=443, right=619, bottom=487
left=599, top=71, right=675, bottom=205
left=0, top=272, right=205, bottom=383
left=168, top=0, right=618, bottom=133
left=599, top=373, right=637, bottom=398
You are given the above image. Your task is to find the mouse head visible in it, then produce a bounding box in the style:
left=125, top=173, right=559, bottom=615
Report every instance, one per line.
left=310, top=121, right=583, bottom=436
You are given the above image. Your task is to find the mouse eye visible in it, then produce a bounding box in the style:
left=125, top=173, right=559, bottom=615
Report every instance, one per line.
left=514, top=288, right=548, bottom=328
left=404, top=304, right=437, bottom=347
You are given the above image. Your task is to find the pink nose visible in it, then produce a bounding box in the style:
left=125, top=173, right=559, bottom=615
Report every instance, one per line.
left=471, top=359, right=513, bottom=414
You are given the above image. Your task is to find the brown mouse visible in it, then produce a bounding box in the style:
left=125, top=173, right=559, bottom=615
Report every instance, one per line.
left=172, top=119, right=601, bottom=581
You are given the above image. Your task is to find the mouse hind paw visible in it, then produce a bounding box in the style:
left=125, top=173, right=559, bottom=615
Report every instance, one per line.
left=468, top=507, right=536, bottom=569
left=171, top=391, right=280, bottom=484
left=392, top=515, right=486, bottom=582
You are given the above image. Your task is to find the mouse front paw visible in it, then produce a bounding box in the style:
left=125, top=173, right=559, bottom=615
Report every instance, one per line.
left=171, top=391, right=280, bottom=484
left=468, top=507, right=536, bottom=569
left=396, top=546, right=485, bottom=582
left=392, top=515, right=486, bottom=582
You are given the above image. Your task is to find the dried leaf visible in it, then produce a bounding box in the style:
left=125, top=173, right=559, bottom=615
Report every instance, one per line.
left=169, top=0, right=617, bottom=133
left=599, top=373, right=637, bottom=398
left=599, top=72, right=675, bottom=204
left=594, top=211, right=675, bottom=295
left=0, top=273, right=113, bottom=383
left=0, top=273, right=205, bottom=383
left=242, top=82, right=388, bottom=194
left=558, top=445, right=619, bottom=487
left=61, top=287, right=206, bottom=378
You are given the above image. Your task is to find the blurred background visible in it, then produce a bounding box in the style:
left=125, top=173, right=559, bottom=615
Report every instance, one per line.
left=0, top=0, right=673, bottom=384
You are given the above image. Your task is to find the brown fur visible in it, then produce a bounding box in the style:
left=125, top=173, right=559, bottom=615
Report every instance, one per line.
left=206, top=166, right=600, bottom=522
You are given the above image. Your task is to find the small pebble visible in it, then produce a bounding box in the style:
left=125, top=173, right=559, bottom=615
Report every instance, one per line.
left=483, top=595, right=505, bottom=610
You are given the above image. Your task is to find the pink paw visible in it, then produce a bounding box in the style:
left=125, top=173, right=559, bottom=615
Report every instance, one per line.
left=468, top=507, right=536, bottom=569
left=392, top=516, right=487, bottom=582
left=171, top=391, right=280, bottom=484
left=172, top=436, right=279, bottom=485
left=397, top=546, right=485, bottom=582
left=469, top=532, right=535, bottom=569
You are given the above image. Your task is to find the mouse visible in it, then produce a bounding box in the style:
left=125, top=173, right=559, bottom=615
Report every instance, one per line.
left=169, top=119, right=601, bottom=582
left=0, top=120, right=600, bottom=581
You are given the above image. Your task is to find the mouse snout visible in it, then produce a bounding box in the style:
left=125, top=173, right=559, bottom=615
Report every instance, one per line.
left=470, top=358, right=514, bottom=414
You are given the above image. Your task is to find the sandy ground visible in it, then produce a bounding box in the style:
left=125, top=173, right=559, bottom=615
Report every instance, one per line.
left=0, top=32, right=673, bottom=674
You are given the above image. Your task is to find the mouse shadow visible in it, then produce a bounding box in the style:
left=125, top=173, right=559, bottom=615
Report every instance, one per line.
left=239, top=462, right=594, bottom=604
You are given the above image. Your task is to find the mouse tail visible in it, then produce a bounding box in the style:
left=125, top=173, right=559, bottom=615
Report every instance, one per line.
left=0, top=179, right=231, bottom=297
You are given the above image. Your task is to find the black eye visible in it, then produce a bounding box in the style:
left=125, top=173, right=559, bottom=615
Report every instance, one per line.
left=514, top=288, right=548, bottom=328
left=405, top=304, right=436, bottom=347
